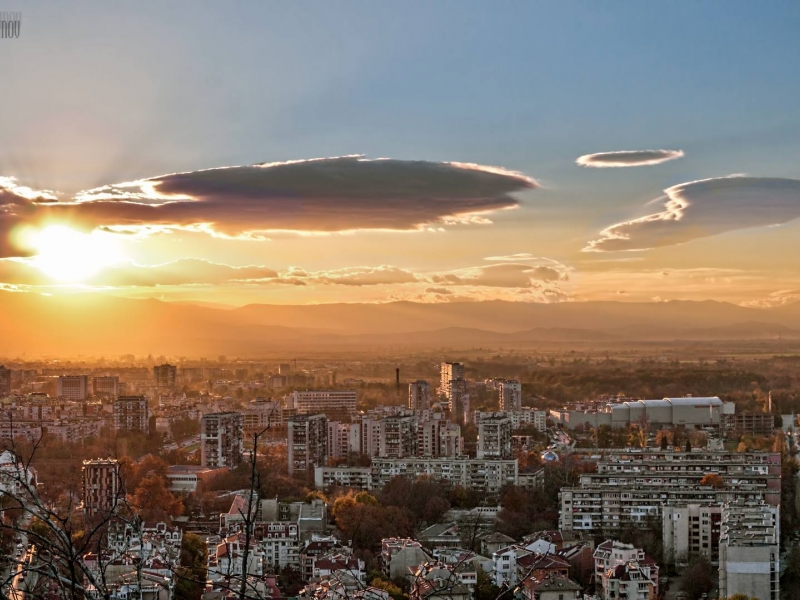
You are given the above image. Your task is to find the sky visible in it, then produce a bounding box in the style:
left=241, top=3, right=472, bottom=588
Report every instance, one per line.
left=1, top=2, right=800, bottom=307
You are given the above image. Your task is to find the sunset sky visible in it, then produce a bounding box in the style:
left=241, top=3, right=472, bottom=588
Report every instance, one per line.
left=2, top=2, right=800, bottom=307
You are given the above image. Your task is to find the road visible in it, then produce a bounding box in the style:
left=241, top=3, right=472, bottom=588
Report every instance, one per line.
left=8, top=530, right=29, bottom=600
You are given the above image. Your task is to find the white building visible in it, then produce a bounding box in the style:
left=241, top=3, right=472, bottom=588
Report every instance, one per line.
left=288, top=414, right=328, bottom=475
left=58, top=375, right=89, bottom=400
left=662, top=503, right=722, bottom=566
left=477, top=415, right=512, bottom=459
left=718, top=501, right=779, bottom=600
left=290, top=390, right=357, bottom=419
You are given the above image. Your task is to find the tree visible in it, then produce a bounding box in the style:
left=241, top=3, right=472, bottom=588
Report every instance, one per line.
left=132, top=471, right=184, bottom=522
left=685, top=438, right=692, bottom=452
left=175, top=532, right=207, bottom=600
left=700, top=473, right=725, bottom=488
left=680, top=557, right=713, bottom=600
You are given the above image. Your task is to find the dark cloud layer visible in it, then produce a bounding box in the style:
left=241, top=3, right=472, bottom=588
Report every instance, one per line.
left=576, top=149, right=684, bottom=168
left=586, top=176, right=800, bottom=251
left=0, top=157, right=537, bottom=257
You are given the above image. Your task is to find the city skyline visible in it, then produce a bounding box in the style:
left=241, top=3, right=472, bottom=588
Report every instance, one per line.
left=2, top=3, right=800, bottom=308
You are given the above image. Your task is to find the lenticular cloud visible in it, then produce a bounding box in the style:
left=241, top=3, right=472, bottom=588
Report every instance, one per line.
left=585, top=176, right=800, bottom=252
left=576, top=149, right=684, bottom=168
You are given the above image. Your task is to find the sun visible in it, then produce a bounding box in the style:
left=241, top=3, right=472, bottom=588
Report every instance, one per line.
left=28, top=225, right=124, bottom=283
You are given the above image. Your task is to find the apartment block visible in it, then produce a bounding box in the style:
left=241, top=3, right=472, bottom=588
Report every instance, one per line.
left=201, top=411, right=243, bottom=468
left=662, top=503, right=722, bottom=565
left=370, top=457, right=518, bottom=493
left=82, top=458, right=120, bottom=517
left=153, top=363, right=177, bottom=388
left=381, top=415, right=418, bottom=458
left=417, top=415, right=462, bottom=458
left=291, top=390, right=357, bottom=420
left=560, top=449, right=780, bottom=535
left=0, top=366, right=11, bottom=396
left=288, top=414, right=328, bottom=475
left=719, top=501, right=780, bottom=600
left=113, top=395, right=149, bottom=433
left=477, top=415, right=512, bottom=459
left=92, top=376, right=120, bottom=398
left=498, top=380, right=522, bottom=411
left=328, top=421, right=361, bottom=459
left=409, top=380, right=432, bottom=412
left=475, top=408, right=547, bottom=432
left=57, top=375, right=89, bottom=400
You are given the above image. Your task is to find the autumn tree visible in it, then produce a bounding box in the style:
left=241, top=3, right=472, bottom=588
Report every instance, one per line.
left=132, top=471, right=184, bottom=522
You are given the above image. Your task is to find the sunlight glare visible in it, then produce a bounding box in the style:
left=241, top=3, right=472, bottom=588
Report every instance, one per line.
left=29, top=225, right=124, bottom=283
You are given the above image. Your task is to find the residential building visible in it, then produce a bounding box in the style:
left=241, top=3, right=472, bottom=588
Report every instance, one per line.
left=255, top=521, right=301, bottom=570
left=381, top=415, right=418, bottom=458
left=409, top=380, right=432, bottom=412
left=440, top=363, right=469, bottom=424
left=417, top=415, right=462, bottom=458
left=600, top=560, right=659, bottom=600
left=113, top=396, right=149, bottom=433
left=201, top=411, right=243, bottom=468
left=477, top=415, right=512, bottom=459
left=476, top=408, right=547, bottom=431
left=57, top=375, right=89, bottom=400
left=153, top=363, right=177, bottom=388
left=288, top=414, right=328, bottom=476
left=166, top=464, right=225, bottom=493
left=82, top=458, right=121, bottom=517
left=314, top=465, right=372, bottom=490
left=381, top=538, right=431, bottom=580
left=370, top=457, right=518, bottom=492
left=722, top=412, right=776, bottom=437
left=718, top=501, right=780, bottom=600
left=560, top=449, right=781, bottom=535
left=92, top=375, right=120, bottom=398
left=520, top=574, right=582, bottom=600
left=0, top=365, right=11, bottom=396
left=499, top=380, right=522, bottom=411
left=593, top=540, right=658, bottom=593
left=662, top=503, right=723, bottom=566
left=208, top=532, right=263, bottom=583
left=290, top=390, right=357, bottom=420
left=327, top=421, right=361, bottom=459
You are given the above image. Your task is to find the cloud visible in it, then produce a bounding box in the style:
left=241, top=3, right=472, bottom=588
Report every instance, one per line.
left=576, top=149, right=684, bottom=168
left=425, top=287, right=453, bottom=295
left=0, top=157, right=538, bottom=257
left=286, top=265, right=420, bottom=287
left=483, top=253, right=536, bottom=262
left=585, top=176, right=800, bottom=252
left=430, top=261, right=569, bottom=288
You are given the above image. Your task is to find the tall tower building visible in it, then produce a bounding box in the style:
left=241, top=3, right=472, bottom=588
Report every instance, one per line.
left=408, top=380, right=431, bottom=412
left=440, top=362, right=465, bottom=397
left=57, top=375, right=89, bottom=400
left=113, top=396, right=149, bottom=433
left=287, top=414, right=327, bottom=476
left=82, top=458, right=121, bottom=517
left=201, top=412, right=244, bottom=467
left=0, top=366, right=11, bottom=396
left=477, top=415, right=512, bottom=459
left=499, top=380, right=522, bottom=411
left=153, top=364, right=177, bottom=388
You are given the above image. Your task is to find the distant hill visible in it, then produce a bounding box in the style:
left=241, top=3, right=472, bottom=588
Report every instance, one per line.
left=1, top=291, right=800, bottom=356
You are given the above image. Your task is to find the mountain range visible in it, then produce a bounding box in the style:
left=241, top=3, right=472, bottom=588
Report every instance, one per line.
left=2, top=291, right=800, bottom=356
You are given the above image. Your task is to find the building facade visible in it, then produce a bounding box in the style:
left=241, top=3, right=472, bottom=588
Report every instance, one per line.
left=57, top=375, right=89, bottom=400
left=477, top=415, right=512, bottom=459
left=409, top=380, right=432, bottom=412
left=498, top=380, right=522, bottom=411
left=288, top=414, right=328, bottom=476
left=82, top=458, right=120, bottom=517
left=113, top=396, right=149, bottom=433
left=291, top=390, right=357, bottom=420
left=201, top=411, right=243, bottom=468
left=153, top=363, right=177, bottom=388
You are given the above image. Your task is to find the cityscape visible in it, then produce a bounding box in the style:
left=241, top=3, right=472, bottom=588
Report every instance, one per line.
left=2, top=3, right=800, bottom=600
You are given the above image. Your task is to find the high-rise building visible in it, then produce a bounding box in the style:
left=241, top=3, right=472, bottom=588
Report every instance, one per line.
left=417, top=414, right=462, bottom=458
left=477, top=415, right=512, bottom=459
left=440, top=362, right=465, bottom=398
left=498, top=380, right=522, bottom=411
left=719, top=501, right=779, bottom=600
left=201, top=412, right=244, bottom=468
left=287, top=414, right=327, bottom=476
left=408, top=380, right=432, bottom=412
left=662, top=503, right=723, bottom=566
left=0, top=366, right=11, bottom=396
left=57, top=375, right=89, bottom=400
left=113, top=396, right=149, bottom=433
left=327, top=421, right=361, bottom=459
left=380, top=415, right=418, bottom=458
left=290, top=390, right=357, bottom=420
left=92, top=376, right=120, bottom=398
left=449, top=379, right=469, bottom=425
left=82, top=458, right=121, bottom=517
left=153, top=363, right=177, bottom=388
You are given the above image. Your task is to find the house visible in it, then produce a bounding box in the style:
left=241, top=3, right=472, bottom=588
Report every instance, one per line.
left=520, top=574, right=582, bottom=600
